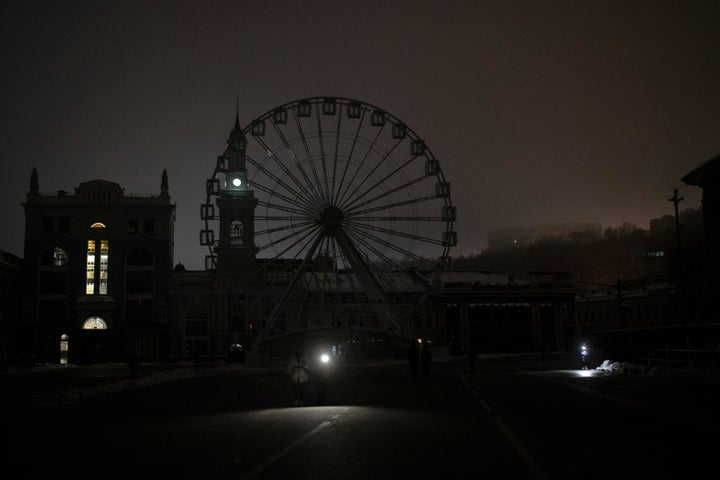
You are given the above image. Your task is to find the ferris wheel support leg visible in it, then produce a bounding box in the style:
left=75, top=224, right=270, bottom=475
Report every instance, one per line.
left=251, top=232, right=325, bottom=351
left=334, top=230, right=415, bottom=340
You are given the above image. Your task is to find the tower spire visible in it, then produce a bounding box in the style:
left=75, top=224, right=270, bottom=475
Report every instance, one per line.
left=235, top=96, right=240, bottom=129
left=29, top=166, right=39, bottom=194
left=160, top=169, right=169, bottom=198
left=227, top=98, right=246, bottom=150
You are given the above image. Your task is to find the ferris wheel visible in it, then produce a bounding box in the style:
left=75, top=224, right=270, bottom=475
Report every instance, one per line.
left=201, top=97, right=456, bottom=342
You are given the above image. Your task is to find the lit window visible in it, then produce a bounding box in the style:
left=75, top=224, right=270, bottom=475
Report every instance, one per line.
left=82, top=316, right=107, bottom=329
left=91, top=222, right=106, bottom=229
left=86, top=240, right=95, bottom=294
left=99, top=240, right=109, bottom=294
left=53, top=247, right=68, bottom=266
left=85, top=239, right=109, bottom=295
left=230, top=220, right=244, bottom=245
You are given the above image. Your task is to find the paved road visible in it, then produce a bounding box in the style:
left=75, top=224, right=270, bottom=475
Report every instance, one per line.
left=2, top=354, right=718, bottom=479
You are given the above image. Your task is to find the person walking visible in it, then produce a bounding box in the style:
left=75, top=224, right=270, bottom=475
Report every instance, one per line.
left=287, top=344, right=310, bottom=406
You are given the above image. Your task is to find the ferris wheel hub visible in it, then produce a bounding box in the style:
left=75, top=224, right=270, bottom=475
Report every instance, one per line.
left=320, top=206, right=344, bottom=231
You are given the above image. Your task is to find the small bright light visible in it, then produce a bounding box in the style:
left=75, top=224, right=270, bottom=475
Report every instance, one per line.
left=232, top=178, right=242, bottom=187
left=321, top=354, right=330, bottom=363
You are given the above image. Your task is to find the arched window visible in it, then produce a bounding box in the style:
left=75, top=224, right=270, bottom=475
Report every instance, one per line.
left=40, top=246, right=68, bottom=267
left=82, top=316, right=107, bottom=329
left=91, top=222, right=106, bottom=229
left=230, top=220, right=244, bottom=245
left=39, top=247, right=69, bottom=294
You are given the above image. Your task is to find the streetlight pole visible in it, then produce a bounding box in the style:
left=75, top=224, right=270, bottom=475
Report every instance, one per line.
left=668, top=188, right=684, bottom=273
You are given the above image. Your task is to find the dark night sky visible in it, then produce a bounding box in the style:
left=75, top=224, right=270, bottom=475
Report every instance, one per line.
left=2, top=0, right=718, bottom=270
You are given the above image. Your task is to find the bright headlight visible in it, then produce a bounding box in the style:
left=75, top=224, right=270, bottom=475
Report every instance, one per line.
left=320, top=353, right=330, bottom=364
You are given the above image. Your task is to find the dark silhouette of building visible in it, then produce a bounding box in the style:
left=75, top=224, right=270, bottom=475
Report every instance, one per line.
left=683, top=153, right=720, bottom=292
left=0, top=250, right=22, bottom=367
left=433, top=271, right=574, bottom=355
left=20, top=168, right=175, bottom=364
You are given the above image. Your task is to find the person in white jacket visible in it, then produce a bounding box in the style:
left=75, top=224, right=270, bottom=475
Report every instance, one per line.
left=287, top=344, right=310, bottom=406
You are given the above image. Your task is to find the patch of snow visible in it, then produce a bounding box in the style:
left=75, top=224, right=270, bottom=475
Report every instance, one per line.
left=596, top=359, right=720, bottom=378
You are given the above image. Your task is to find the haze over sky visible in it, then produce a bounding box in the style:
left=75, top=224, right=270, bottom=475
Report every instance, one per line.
left=2, top=0, right=718, bottom=270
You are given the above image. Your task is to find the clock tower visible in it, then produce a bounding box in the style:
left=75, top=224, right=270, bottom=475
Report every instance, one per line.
left=214, top=112, right=258, bottom=274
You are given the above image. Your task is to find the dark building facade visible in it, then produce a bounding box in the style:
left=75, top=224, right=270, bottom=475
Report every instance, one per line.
left=0, top=251, right=23, bottom=366
left=683, top=153, right=720, bottom=292
left=21, top=168, right=175, bottom=364
left=434, top=271, right=575, bottom=356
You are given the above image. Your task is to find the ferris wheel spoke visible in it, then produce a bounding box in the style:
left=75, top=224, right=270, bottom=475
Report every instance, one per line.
left=335, top=121, right=386, bottom=207
left=270, top=116, right=327, bottom=208
left=338, top=137, right=404, bottom=211
left=347, top=194, right=443, bottom=216
left=342, top=154, right=420, bottom=212
left=330, top=103, right=343, bottom=205
left=250, top=174, right=318, bottom=214
left=253, top=229, right=326, bottom=348
left=254, top=230, right=323, bottom=347
left=255, top=215, right=312, bottom=221
left=333, top=229, right=412, bottom=338
left=345, top=175, right=427, bottom=214
left=255, top=219, right=316, bottom=236
left=314, top=103, right=332, bottom=203
left=345, top=226, right=438, bottom=267
left=334, top=109, right=366, bottom=205
left=348, top=216, right=443, bottom=222
left=256, top=224, right=323, bottom=271
left=292, top=107, right=329, bottom=206
left=345, top=229, right=403, bottom=271
left=329, top=103, right=344, bottom=205
left=257, top=200, right=318, bottom=217
left=256, top=222, right=320, bottom=252
left=347, top=221, right=443, bottom=246
left=249, top=137, right=320, bottom=212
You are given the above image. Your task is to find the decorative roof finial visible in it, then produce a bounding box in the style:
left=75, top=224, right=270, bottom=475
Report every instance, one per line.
left=235, top=96, right=240, bottom=129
left=160, top=169, right=169, bottom=197
left=29, top=166, right=39, bottom=194
left=227, top=97, right=246, bottom=149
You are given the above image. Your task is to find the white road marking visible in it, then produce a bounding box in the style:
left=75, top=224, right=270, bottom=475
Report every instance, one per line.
left=238, top=420, right=331, bottom=479
left=458, top=371, right=550, bottom=480
left=239, top=407, right=348, bottom=479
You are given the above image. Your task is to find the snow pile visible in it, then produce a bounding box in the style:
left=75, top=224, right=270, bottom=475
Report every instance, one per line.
left=596, top=359, right=720, bottom=378
left=596, top=359, right=650, bottom=375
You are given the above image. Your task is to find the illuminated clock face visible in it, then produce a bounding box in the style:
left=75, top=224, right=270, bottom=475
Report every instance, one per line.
left=232, top=177, right=242, bottom=187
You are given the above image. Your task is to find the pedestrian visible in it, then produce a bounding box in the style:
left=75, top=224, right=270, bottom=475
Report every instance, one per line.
left=421, top=342, right=432, bottom=380
left=287, top=344, right=310, bottom=406
left=580, top=342, right=589, bottom=370
left=407, top=340, right=420, bottom=380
